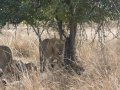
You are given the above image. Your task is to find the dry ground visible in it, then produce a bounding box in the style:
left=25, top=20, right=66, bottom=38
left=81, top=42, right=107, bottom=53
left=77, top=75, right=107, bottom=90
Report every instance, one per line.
left=0, top=24, right=120, bottom=90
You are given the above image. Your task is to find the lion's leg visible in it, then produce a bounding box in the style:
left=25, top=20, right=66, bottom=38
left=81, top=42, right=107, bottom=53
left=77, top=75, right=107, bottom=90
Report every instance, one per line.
left=49, top=57, right=54, bottom=68
left=57, top=56, right=64, bottom=68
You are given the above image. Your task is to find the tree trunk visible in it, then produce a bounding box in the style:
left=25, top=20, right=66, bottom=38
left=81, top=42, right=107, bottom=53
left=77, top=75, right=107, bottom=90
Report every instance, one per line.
left=64, top=37, right=71, bottom=66
left=64, top=22, right=85, bottom=75
left=39, top=37, right=44, bottom=72
left=57, top=0, right=84, bottom=74
left=31, top=26, right=46, bottom=73
left=69, top=21, right=77, bottom=61
left=63, top=0, right=78, bottom=71
left=57, top=20, right=64, bottom=40
left=38, top=34, right=46, bottom=73
left=64, top=21, right=77, bottom=65
left=56, top=16, right=67, bottom=40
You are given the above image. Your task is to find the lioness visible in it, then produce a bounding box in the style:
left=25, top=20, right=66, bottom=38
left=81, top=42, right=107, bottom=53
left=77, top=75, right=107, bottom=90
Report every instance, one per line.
left=0, top=45, right=12, bottom=71
left=40, top=38, right=65, bottom=72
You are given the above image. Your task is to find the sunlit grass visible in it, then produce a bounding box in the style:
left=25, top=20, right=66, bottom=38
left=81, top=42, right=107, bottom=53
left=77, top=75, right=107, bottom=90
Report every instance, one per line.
left=0, top=25, right=120, bottom=90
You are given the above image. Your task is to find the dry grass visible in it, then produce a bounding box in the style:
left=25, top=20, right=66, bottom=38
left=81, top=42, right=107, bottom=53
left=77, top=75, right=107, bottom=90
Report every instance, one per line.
left=0, top=25, right=120, bottom=90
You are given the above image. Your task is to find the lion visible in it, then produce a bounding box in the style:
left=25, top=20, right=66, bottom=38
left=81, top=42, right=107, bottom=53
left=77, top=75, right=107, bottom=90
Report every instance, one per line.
left=0, top=45, right=12, bottom=71
left=40, top=38, right=65, bottom=72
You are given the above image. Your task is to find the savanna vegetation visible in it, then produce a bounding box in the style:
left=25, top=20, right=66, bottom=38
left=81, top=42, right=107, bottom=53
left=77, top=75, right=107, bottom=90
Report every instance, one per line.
left=0, top=0, right=120, bottom=90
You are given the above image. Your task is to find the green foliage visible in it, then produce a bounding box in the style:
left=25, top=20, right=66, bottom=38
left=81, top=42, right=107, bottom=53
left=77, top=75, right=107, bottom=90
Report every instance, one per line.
left=0, top=0, right=120, bottom=28
left=0, top=0, right=22, bottom=25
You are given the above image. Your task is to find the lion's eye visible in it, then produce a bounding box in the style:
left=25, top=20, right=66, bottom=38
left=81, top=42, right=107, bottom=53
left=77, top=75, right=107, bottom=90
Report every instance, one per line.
left=57, top=51, right=60, bottom=55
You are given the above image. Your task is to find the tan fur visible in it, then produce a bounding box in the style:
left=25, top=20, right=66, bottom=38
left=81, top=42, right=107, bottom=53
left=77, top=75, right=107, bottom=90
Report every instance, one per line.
left=0, top=45, right=12, bottom=71
left=41, top=38, right=65, bottom=69
left=42, top=38, right=65, bottom=59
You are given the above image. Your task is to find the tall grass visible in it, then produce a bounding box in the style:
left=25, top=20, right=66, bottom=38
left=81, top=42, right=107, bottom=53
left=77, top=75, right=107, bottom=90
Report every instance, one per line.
left=0, top=26, right=120, bottom=90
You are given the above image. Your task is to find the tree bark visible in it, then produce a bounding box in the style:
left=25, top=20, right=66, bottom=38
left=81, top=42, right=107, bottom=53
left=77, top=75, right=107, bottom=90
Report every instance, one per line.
left=69, top=21, right=77, bottom=61
left=56, top=16, right=66, bottom=40
left=39, top=37, right=45, bottom=72
left=64, top=21, right=77, bottom=65
left=64, top=37, right=71, bottom=66
left=57, top=20, right=64, bottom=40
left=64, top=22, right=85, bottom=75
left=32, top=26, right=45, bottom=72
left=64, top=0, right=77, bottom=64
